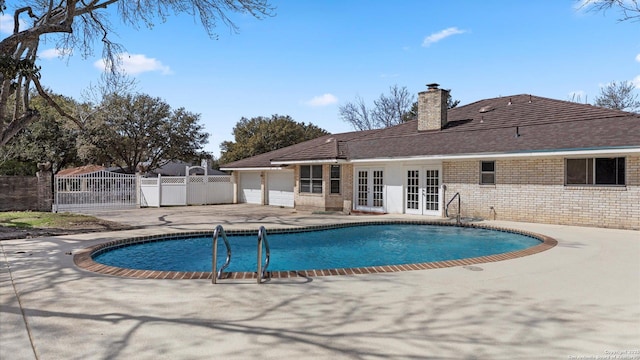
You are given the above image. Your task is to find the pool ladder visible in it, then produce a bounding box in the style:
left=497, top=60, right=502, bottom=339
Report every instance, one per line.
left=445, top=192, right=462, bottom=226
left=211, top=225, right=231, bottom=284
left=257, top=226, right=270, bottom=283
left=211, top=225, right=270, bottom=284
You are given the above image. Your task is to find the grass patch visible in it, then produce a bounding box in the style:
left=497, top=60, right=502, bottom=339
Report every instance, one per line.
left=0, top=212, right=101, bottom=229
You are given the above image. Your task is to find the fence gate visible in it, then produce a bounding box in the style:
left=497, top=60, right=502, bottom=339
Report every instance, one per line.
left=54, top=170, right=138, bottom=212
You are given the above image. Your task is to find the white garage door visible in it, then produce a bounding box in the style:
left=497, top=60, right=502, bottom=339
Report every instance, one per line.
left=239, top=172, right=262, bottom=204
left=267, top=171, right=294, bottom=207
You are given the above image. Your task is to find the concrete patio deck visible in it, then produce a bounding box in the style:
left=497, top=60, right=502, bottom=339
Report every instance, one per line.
left=1, top=204, right=639, bottom=359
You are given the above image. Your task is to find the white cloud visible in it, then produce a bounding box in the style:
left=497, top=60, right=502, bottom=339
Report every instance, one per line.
left=422, top=27, right=466, bottom=47
left=1, top=14, right=13, bottom=34
left=632, top=75, right=640, bottom=89
left=1, top=14, right=28, bottom=35
left=39, top=48, right=73, bottom=59
left=627, top=54, right=639, bottom=88
left=94, top=53, right=172, bottom=75
left=305, top=93, right=338, bottom=107
left=0, top=15, right=11, bottom=34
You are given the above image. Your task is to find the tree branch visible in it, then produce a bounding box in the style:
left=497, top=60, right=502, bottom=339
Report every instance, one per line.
left=0, top=109, right=40, bottom=147
left=582, top=0, right=640, bottom=22
left=14, top=7, right=37, bottom=33
left=32, top=76, right=85, bottom=129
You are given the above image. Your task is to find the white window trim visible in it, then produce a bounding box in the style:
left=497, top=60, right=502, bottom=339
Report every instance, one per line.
left=300, top=165, right=323, bottom=194
left=564, top=157, right=626, bottom=186
left=480, top=160, right=496, bottom=185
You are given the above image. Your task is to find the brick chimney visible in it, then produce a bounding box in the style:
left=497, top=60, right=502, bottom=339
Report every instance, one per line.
left=418, top=83, right=449, bottom=131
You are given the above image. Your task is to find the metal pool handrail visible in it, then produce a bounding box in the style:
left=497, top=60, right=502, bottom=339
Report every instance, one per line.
left=212, top=225, right=231, bottom=284
left=257, top=226, right=271, bottom=284
left=446, top=192, right=461, bottom=226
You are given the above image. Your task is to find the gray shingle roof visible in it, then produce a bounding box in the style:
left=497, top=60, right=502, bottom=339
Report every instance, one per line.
left=221, top=130, right=376, bottom=168
left=221, top=94, right=640, bottom=168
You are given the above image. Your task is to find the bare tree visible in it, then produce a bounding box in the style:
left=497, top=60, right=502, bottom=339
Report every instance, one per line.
left=339, top=96, right=375, bottom=131
left=340, top=85, right=415, bottom=131
left=82, top=71, right=139, bottom=105
left=593, top=80, right=640, bottom=112
left=0, top=1, right=273, bottom=146
left=581, top=0, right=640, bottom=22
left=372, top=85, right=414, bottom=128
left=340, top=85, right=461, bottom=130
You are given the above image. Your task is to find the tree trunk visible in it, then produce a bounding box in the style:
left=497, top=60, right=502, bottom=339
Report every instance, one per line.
left=0, top=109, right=40, bottom=147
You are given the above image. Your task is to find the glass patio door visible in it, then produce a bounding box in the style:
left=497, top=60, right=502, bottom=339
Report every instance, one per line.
left=355, top=168, right=384, bottom=212
left=405, top=167, right=441, bottom=216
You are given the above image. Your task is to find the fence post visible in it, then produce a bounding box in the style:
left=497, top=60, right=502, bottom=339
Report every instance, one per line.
left=184, top=174, right=189, bottom=206
left=157, top=174, right=162, bottom=207
left=135, top=173, right=141, bottom=208
left=36, top=163, right=53, bottom=212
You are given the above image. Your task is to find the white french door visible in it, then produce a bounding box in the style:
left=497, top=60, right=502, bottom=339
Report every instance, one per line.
left=405, top=167, right=441, bottom=216
left=355, top=168, right=384, bottom=212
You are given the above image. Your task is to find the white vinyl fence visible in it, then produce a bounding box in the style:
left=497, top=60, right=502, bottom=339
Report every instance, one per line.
left=139, top=174, right=233, bottom=207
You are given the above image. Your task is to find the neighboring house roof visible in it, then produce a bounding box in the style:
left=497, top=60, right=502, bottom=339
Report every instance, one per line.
left=221, top=94, right=640, bottom=169
left=57, top=165, right=106, bottom=176
left=151, top=161, right=227, bottom=176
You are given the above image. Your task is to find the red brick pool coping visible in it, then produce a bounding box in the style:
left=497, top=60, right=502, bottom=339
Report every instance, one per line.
left=73, top=221, right=558, bottom=280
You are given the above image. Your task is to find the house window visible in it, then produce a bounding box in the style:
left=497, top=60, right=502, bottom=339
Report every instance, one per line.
left=300, top=165, right=323, bottom=194
left=330, top=165, right=341, bottom=194
left=565, top=157, right=625, bottom=186
left=480, top=161, right=495, bottom=185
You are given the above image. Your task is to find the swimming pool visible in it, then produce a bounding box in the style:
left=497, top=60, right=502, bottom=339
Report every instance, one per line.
left=75, top=221, right=557, bottom=279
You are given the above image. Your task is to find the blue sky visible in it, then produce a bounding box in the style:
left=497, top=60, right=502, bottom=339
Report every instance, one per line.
left=2, top=1, right=639, bottom=157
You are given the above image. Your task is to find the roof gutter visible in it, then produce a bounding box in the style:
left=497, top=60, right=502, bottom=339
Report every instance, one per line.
left=219, top=166, right=289, bottom=171
left=348, top=147, right=640, bottom=163
left=222, top=147, right=640, bottom=169
left=270, top=159, right=348, bottom=165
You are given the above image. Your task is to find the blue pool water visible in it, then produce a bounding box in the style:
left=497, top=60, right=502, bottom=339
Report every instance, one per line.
left=93, top=224, right=541, bottom=272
